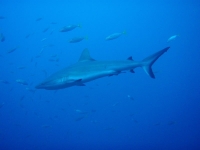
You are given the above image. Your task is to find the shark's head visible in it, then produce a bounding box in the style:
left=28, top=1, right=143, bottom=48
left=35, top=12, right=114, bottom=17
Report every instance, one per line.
left=35, top=75, right=83, bottom=90
left=35, top=49, right=94, bottom=90
left=35, top=80, right=61, bottom=90
left=35, top=80, right=57, bottom=90
left=35, top=76, right=73, bottom=90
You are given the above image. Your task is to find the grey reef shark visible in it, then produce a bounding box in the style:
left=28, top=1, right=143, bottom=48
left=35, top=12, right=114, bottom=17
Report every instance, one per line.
left=35, top=47, right=170, bottom=90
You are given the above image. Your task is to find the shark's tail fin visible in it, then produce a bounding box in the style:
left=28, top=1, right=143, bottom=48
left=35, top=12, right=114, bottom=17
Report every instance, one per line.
left=142, top=47, right=170, bottom=78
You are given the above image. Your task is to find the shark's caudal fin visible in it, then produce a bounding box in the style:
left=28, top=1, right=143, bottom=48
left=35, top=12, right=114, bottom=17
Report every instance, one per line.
left=142, top=47, right=170, bottom=78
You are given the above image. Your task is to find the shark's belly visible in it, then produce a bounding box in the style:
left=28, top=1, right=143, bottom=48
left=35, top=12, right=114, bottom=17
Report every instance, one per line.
left=70, top=69, right=114, bottom=83
left=65, top=61, right=136, bottom=84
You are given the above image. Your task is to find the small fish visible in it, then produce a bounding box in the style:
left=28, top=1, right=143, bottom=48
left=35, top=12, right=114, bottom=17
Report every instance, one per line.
left=42, top=125, right=52, bottom=128
left=0, top=16, right=5, bottom=19
left=50, top=30, right=54, bottom=35
left=38, top=48, right=44, bottom=55
left=43, top=27, right=49, bottom=33
left=25, top=33, right=31, bottom=39
left=167, top=35, right=179, bottom=42
left=17, top=66, right=26, bottom=69
left=19, top=103, right=24, bottom=108
left=20, top=95, right=25, bottom=101
left=25, top=34, right=30, bottom=39
left=69, top=36, right=87, bottom=43
left=25, top=87, right=36, bottom=93
left=75, top=109, right=88, bottom=114
left=16, top=79, right=28, bottom=85
left=30, top=97, right=34, bottom=101
left=7, top=46, right=19, bottom=53
left=60, top=24, right=81, bottom=32
left=55, top=58, right=59, bottom=62
left=42, top=44, right=54, bottom=48
left=104, top=127, right=114, bottom=130
left=127, top=95, right=134, bottom=100
left=168, top=121, right=175, bottom=125
left=35, top=55, right=41, bottom=58
left=106, top=31, right=126, bottom=40
left=91, top=109, right=96, bottom=113
left=51, top=54, right=57, bottom=58
left=0, top=80, right=10, bottom=84
left=112, top=102, right=119, bottom=106
left=154, top=123, right=161, bottom=126
left=25, top=134, right=32, bottom=138
left=14, top=123, right=22, bottom=127
left=34, top=112, right=39, bottom=116
left=30, top=57, right=33, bottom=62
left=75, top=116, right=85, bottom=121
left=48, top=58, right=56, bottom=62
left=0, top=102, right=5, bottom=108
left=35, top=17, right=42, bottom=21
left=91, top=120, right=98, bottom=124
left=51, top=22, right=57, bottom=24
left=42, top=70, right=48, bottom=78
left=75, top=109, right=83, bottom=113
left=41, top=38, right=47, bottom=42
left=0, top=33, right=5, bottom=42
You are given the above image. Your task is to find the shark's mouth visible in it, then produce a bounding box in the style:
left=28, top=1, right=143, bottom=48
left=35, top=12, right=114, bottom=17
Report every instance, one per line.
left=35, top=83, right=45, bottom=89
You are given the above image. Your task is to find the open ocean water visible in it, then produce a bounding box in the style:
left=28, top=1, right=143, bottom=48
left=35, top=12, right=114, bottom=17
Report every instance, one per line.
left=0, top=0, right=200, bottom=150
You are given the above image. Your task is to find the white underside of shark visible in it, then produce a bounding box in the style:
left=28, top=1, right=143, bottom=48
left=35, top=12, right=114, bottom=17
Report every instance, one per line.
left=35, top=47, right=169, bottom=90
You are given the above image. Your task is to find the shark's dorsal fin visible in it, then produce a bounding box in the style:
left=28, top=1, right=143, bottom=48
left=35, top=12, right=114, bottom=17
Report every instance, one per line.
left=78, top=48, right=95, bottom=62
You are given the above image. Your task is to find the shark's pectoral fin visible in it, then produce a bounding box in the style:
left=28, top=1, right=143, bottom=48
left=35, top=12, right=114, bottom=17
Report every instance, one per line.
left=127, top=56, right=134, bottom=61
left=74, top=79, right=85, bottom=86
left=108, top=70, right=125, bottom=76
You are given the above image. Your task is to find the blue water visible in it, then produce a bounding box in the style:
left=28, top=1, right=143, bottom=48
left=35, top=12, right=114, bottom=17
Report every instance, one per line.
left=0, top=1, right=200, bottom=150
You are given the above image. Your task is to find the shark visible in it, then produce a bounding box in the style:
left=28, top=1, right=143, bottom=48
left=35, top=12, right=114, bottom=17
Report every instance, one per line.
left=35, top=47, right=169, bottom=90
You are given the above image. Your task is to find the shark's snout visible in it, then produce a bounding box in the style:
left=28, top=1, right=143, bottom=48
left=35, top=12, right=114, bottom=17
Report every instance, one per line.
left=35, top=81, right=49, bottom=89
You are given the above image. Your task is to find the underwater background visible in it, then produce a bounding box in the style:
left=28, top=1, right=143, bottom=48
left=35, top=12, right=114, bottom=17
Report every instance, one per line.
left=0, top=0, right=200, bottom=149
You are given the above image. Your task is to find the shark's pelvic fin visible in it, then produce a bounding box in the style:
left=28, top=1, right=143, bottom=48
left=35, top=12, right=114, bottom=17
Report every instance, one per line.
left=127, top=56, right=134, bottom=61
left=78, top=48, right=95, bottom=62
left=142, top=47, right=170, bottom=78
left=77, top=83, right=85, bottom=86
left=130, top=69, right=135, bottom=73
